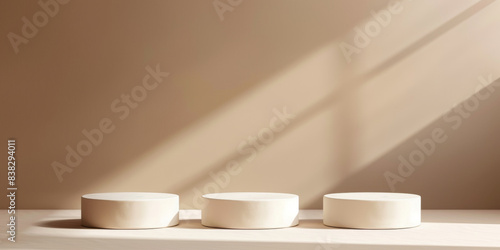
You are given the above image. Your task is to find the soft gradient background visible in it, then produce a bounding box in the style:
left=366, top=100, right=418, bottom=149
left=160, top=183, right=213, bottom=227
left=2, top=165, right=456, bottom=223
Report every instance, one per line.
left=1, top=0, right=500, bottom=209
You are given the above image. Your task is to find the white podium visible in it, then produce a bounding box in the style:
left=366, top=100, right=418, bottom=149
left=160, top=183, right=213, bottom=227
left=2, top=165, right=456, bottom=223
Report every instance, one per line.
left=202, top=192, right=299, bottom=229
left=323, top=192, right=421, bottom=229
left=81, top=192, right=179, bottom=229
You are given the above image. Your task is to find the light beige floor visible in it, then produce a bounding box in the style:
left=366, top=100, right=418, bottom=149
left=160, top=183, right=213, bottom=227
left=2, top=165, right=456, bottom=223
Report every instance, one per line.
left=1, top=210, right=499, bottom=249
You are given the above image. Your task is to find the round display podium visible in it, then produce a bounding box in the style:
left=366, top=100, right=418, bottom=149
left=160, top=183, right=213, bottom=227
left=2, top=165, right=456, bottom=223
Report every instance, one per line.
left=323, top=192, right=421, bottom=229
left=81, top=192, right=179, bottom=229
left=202, top=192, right=299, bottom=229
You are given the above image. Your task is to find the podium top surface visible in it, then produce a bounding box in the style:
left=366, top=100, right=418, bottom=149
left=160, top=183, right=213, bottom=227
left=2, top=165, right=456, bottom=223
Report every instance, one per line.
left=82, top=192, right=178, bottom=201
left=202, top=192, right=298, bottom=201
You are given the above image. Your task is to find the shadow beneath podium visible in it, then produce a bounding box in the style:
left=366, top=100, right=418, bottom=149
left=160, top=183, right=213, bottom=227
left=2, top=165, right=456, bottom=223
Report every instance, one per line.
left=38, top=219, right=85, bottom=229
left=296, top=219, right=330, bottom=229
left=37, top=218, right=210, bottom=230
left=176, top=219, right=208, bottom=229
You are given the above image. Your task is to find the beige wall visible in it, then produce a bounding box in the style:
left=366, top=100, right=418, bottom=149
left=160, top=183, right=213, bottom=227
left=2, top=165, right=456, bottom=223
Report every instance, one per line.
left=1, top=0, right=500, bottom=209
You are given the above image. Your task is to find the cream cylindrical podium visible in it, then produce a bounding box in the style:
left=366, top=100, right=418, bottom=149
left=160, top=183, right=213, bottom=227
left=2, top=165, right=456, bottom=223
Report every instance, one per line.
left=323, top=192, right=421, bottom=229
left=81, top=192, right=179, bottom=229
left=202, top=192, right=299, bottom=229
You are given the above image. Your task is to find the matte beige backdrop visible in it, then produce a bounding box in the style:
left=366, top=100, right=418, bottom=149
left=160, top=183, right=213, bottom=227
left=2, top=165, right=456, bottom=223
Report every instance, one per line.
left=1, top=0, right=500, bottom=209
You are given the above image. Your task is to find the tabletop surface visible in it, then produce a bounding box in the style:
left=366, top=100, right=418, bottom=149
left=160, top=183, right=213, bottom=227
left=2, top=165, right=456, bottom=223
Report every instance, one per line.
left=1, top=209, right=499, bottom=250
